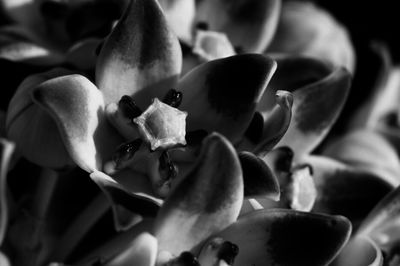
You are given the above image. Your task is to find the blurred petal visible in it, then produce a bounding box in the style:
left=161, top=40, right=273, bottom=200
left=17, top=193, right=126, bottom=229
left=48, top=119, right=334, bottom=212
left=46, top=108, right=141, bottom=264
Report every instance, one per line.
left=358, top=185, right=400, bottom=239
left=158, top=0, right=195, bottom=43
left=213, top=209, right=351, bottom=266
left=0, top=1, right=42, bottom=33
left=332, top=236, right=383, bottom=266
left=192, top=30, right=236, bottom=61
left=0, top=252, right=10, bottom=266
left=179, top=54, right=276, bottom=143
left=106, top=233, right=158, bottom=266
left=6, top=68, right=76, bottom=169
left=305, top=156, right=393, bottom=227
left=266, top=56, right=351, bottom=159
left=153, top=133, right=243, bottom=256
left=195, top=0, right=281, bottom=53
left=238, top=151, right=280, bottom=201
left=96, top=0, right=182, bottom=107
left=91, top=170, right=162, bottom=231
left=65, top=38, right=101, bottom=71
left=0, top=139, right=14, bottom=245
left=268, top=1, right=356, bottom=73
left=323, top=130, right=400, bottom=187
left=32, top=74, right=123, bottom=172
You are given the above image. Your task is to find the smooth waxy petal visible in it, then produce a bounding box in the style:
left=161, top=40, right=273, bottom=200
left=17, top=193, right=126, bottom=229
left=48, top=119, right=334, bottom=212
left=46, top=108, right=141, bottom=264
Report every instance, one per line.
left=212, top=209, right=351, bottom=266
left=106, top=233, right=158, bottom=266
left=265, top=56, right=351, bottom=159
left=0, top=139, right=14, bottom=245
left=6, top=68, right=76, bottom=169
left=96, top=0, right=182, bottom=107
left=323, top=130, right=400, bottom=187
left=158, top=0, right=195, bottom=43
left=268, top=1, right=355, bottom=73
left=153, top=133, right=243, bottom=256
left=179, top=54, right=276, bottom=143
left=32, top=74, right=123, bottom=172
left=332, top=236, right=383, bottom=266
left=305, top=156, right=393, bottom=226
left=195, top=0, right=281, bottom=53
left=90, top=170, right=162, bottom=231
left=238, top=151, right=280, bottom=201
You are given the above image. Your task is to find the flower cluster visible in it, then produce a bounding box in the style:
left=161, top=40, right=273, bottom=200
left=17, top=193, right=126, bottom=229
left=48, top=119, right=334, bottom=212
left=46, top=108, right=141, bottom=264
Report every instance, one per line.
left=0, top=0, right=400, bottom=266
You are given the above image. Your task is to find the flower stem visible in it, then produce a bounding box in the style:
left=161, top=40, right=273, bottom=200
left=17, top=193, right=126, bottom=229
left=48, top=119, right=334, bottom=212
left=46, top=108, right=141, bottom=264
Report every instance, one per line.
left=49, top=193, right=110, bottom=262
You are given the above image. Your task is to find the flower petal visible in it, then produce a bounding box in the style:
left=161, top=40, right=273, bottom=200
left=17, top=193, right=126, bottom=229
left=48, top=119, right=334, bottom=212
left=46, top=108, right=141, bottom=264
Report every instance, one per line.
left=153, top=133, right=243, bottom=256
left=323, top=130, right=400, bottom=187
left=0, top=139, right=14, bottom=245
left=213, top=209, right=351, bottom=266
left=105, top=233, right=158, bottom=266
left=179, top=54, right=276, bottom=143
left=96, top=0, right=182, bottom=107
left=267, top=1, right=356, bottom=73
left=158, top=0, right=195, bottom=44
left=267, top=56, right=351, bottom=159
left=31, top=74, right=123, bottom=172
left=65, top=38, right=101, bottom=71
left=195, top=0, right=281, bottom=53
left=91, top=170, right=162, bottom=231
left=331, top=236, right=383, bottom=266
left=305, top=156, right=393, bottom=226
left=238, top=151, right=280, bottom=201
left=6, top=68, right=76, bottom=169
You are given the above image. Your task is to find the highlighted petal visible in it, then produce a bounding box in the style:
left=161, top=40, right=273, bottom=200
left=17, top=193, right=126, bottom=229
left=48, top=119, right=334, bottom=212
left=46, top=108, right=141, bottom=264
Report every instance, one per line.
left=238, top=151, right=280, bottom=201
left=195, top=0, right=281, bottom=53
left=153, top=133, right=243, bottom=256
left=32, top=74, right=123, bottom=172
left=96, top=0, right=182, bottom=107
left=91, top=170, right=162, bottom=231
left=179, top=54, right=276, bottom=143
left=0, top=139, right=14, bottom=245
left=332, top=236, right=383, bottom=266
left=6, top=68, right=75, bottom=169
left=106, top=233, right=158, bottom=266
left=267, top=56, right=351, bottom=159
left=213, top=209, right=351, bottom=266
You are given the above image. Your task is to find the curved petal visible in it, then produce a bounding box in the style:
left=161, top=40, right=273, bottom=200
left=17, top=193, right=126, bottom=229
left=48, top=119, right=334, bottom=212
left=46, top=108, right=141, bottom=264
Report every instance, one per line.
left=305, top=156, right=394, bottom=227
left=266, top=56, right=351, bottom=159
left=105, top=233, right=158, bottom=266
left=91, top=170, right=162, bottom=231
left=0, top=139, right=14, bottom=245
left=179, top=54, right=276, bottom=143
left=323, top=130, right=400, bottom=187
left=96, top=0, right=182, bottom=107
left=153, top=133, right=243, bottom=256
left=332, top=236, right=383, bottom=266
left=195, top=0, right=281, bottom=53
left=65, top=38, right=101, bottom=71
left=32, top=74, right=123, bottom=172
left=0, top=252, right=10, bottom=266
left=238, top=151, right=280, bottom=201
left=212, top=209, right=351, bottom=266
left=267, top=1, right=356, bottom=73
left=6, top=68, right=76, bottom=169
left=158, top=0, right=195, bottom=44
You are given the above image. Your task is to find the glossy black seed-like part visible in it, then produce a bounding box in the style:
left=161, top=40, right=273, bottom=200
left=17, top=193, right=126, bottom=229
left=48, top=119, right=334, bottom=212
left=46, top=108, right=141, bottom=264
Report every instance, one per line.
left=245, top=111, right=264, bottom=143
left=163, top=89, right=183, bottom=108
left=186, top=130, right=208, bottom=146
left=159, top=151, right=177, bottom=181
left=217, top=241, right=239, bottom=265
left=113, top=139, right=143, bottom=166
left=118, top=95, right=143, bottom=120
left=175, top=251, right=200, bottom=266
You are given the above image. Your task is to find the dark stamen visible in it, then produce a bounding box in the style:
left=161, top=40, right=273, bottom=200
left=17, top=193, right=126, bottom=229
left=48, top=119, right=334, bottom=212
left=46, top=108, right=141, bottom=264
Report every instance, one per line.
left=113, top=139, right=143, bottom=167
left=186, top=130, right=208, bottom=146
left=217, top=241, right=239, bottom=265
left=175, top=251, right=200, bottom=266
left=163, top=89, right=183, bottom=108
left=118, top=95, right=142, bottom=120
left=159, top=151, right=177, bottom=181
left=196, top=21, right=209, bottom=31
